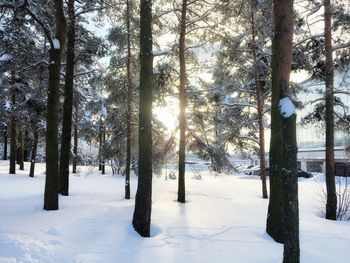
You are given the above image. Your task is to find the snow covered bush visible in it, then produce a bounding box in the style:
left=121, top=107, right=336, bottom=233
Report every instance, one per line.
left=76, top=139, right=99, bottom=166
left=336, top=177, right=350, bottom=220
left=319, top=175, right=350, bottom=221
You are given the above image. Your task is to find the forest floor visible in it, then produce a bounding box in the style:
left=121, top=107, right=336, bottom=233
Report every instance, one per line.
left=0, top=160, right=349, bottom=263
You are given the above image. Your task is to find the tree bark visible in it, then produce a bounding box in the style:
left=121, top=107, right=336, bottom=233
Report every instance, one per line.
left=44, top=0, right=67, bottom=211
left=29, top=123, right=39, bottom=178
left=125, top=0, right=132, bottom=200
left=9, top=93, right=16, bottom=174
left=324, top=0, right=337, bottom=220
left=99, top=117, right=102, bottom=170
left=59, top=0, right=76, bottom=196
left=72, top=112, right=78, bottom=174
left=23, top=129, right=29, bottom=162
left=269, top=1, right=299, bottom=262
left=17, top=127, right=24, bottom=170
left=132, top=0, right=153, bottom=237
left=178, top=0, right=187, bottom=204
left=267, top=0, right=296, bottom=244
left=101, top=126, right=106, bottom=175
left=251, top=5, right=268, bottom=199
left=3, top=126, right=7, bottom=160
left=282, top=112, right=299, bottom=263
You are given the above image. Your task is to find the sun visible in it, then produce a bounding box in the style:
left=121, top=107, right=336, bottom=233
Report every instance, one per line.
left=154, top=99, right=179, bottom=133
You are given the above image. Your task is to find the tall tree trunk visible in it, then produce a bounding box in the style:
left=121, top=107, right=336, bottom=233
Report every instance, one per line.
left=101, top=126, right=106, bottom=175
left=267, top=0, right=297, bottom=244
left=59, top=0, right=76, bottom=196
left=324, top=0, right=337, bottom=220
left=23, top=129, right=29, bottom=162
left=29, top=123, right=39, bottom=178
left=282, top=109, right=299, bottom=263
left=177, top=0, right=187, bottom=203
left=9, top=93, right=16, bottom=174
left=17, top=127, right=24, bottom=170
left=132, top=0, right=153, bottom=237
left=99, top=117, right=102, bottom=170
left=251, top=4, right=268, bottom=199
left=3, top=126, right=8, bottom=160
left=43, top=0, right=67, bottom=211
left=125, top=0, right=132, bottom=199
left=72, top=112, right=78, bottom=174
left=270, top=0, right=299, bottom=262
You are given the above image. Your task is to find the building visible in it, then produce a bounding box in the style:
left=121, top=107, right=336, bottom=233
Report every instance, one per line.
left=297, top=146, right=350, bottom=176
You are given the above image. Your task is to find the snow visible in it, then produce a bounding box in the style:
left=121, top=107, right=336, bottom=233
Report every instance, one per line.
left=279, top=97, right=295, bottom=118
left=100, top=106, right=107, bottom=117
left=0, top=54, right=12, bottom=62
left=52, top=39, right=60, bottom=49
left=0, top=161, right=349, bottom=263
left=4, top=100, right=10, bottom=110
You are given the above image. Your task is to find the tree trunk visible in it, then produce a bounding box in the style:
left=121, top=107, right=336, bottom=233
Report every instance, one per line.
left=101, top=127, right=106, bottom=175
left=59, top=0, right=76, bottom=196
left=9, top=93, right=16, bottom=174
left=178, top=0, right=187, bottom=203
left=267, top=0, right=296, bottom=244
left=251, top=5, right=268, bottom=199
left=23, top=129, right=30, bottom=162
left=125, top=0, right=132, bottom=199
left=43, top=0, right=67, bottom=211
left=72, top=113, right=78, bottom=174
left=324, top=0, right=337, bottom=220
left=17, top=127, right=24, bottom=170
left=270, top=1, right=299, bottom=262
left=3, top=127, right=7, bottom=160
left=44, top=47, right=61, bottom=210
left=99, top=118, right=102, bottom=170
left=282, top=111, right=299, bottom=263
left=29, top=123, right=39, bottom=178
left=132, top=0, right=153, bottom=237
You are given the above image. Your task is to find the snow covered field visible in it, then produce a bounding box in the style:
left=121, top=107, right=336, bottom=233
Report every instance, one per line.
left=0, top=161, right=349, bottom=263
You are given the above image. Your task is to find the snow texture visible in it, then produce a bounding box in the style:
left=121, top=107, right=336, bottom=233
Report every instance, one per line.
left=0, top=54, right=12, bottom=62
left=0, top=161, right=349, bottom=263
left=100, top=106, right=107, bottom=117
left=4, top=100, right=10, bottom=110
left=53, top=39, right=60, bottom=49
left=279, top=97, right=295, bottom=118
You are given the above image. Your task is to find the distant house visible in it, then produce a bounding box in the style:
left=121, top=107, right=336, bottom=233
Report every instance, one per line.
left=297, top=146, right=350, bottom=176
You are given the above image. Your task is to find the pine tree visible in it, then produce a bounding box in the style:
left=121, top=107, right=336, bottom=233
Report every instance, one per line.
left=2, top=125, right=8, bottom=160
left=268, top=1, right=300, bottom=262
left=132, top=0, right=153, bottom=237
left=72, top=109, right=78, bottom=174
left=250, top=1, right=268, bottom=199
left=177, top=0, right=188, bottom=203
left=324, top=0, right=337, bottom=220
left=59, top=0, right=76, bottom=196
left=125, top=0, right=133, bottom=200
left=9, top=90, right=16, bottom=174
left=43, top=0, right=67, bottom=210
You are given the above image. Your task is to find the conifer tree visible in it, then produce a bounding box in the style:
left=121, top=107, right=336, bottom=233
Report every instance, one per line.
left=324, top=0, right=337, bottom=220
left=43, top=0, right=67, bottom=210
left=132, top=0, right=154, bottom=237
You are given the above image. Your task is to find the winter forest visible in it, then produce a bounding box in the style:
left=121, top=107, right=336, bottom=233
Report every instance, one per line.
left=0, top=0, right=350, bottom=262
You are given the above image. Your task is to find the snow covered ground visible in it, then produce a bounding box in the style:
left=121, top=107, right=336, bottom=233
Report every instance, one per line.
left=0, top=161, right=349, bottom=263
